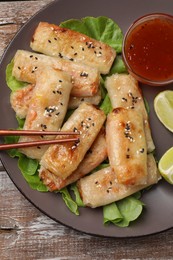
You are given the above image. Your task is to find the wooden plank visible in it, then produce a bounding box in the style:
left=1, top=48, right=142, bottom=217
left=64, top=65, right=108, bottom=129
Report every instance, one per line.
left=1, top=172, right=173, bottom=260
left=0, top=1, right=52, bottom=56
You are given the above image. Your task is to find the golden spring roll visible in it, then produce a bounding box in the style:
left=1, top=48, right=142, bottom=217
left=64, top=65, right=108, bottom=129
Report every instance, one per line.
left=105, top=73, right=155, bottom=152
left=68, top=89, right=101, bottom=109
left=10, top=87, right=101, bottom=119
left=39, top=127, right=107, bottom=191
left=19, top=68, right=72, bottom=160
left=30, top=22, right=116, bottom=74
left=12, top=50, right=100, bottom=97
left=10, top=84, right=34, bottom=119
left=106, top=108, right=147, bottom=185
left=77, top=154, right=160, bottom=208
left=40, top=102, right=106, bottom=179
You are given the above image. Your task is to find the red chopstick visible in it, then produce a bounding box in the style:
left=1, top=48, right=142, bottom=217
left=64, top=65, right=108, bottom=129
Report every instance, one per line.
left=0, top=129, right=78, bottom=136
left=0, top=129, right=80, bottom=150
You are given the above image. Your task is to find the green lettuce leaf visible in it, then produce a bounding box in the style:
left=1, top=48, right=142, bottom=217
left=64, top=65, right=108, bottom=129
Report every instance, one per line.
left=103, top=202, right=123, bottom=225
left=18, top=156, right=47, bottom=191
left=59, top=187, right=79, bottom=215
left=116, top=196, right=144, bottom=227
left=60, top=16, right=123, bottom=53
left=100, top=76, right=107, bottom=99
left=132, top=191, right=142, bottom=200
left=103, top=195, right=144, bottom=227
left=100, top=94, right=112, bottom=115
left=4, top=134, right=48, bottom=192
left=18, top=153, right=38, bottom=176
left=6, top=60, right=26, bottom=91
left=109, top=55, right=127, bottom=75
left=16, top=116, right=25, bottom=129
left=4, top=134, right=20, bottom=158
left=144, top=97, right=150, bottom=114
left=70, top=183, right=85, bottom=207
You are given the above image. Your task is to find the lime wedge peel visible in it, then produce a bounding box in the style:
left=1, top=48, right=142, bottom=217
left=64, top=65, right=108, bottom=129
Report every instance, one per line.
left=154, top=90, right=173, bottom=133
left=158, top=147, right=173, bottom=184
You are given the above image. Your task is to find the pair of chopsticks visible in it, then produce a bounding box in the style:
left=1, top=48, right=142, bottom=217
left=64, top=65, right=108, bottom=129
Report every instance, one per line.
left=0, top=129, right=80, bottom=150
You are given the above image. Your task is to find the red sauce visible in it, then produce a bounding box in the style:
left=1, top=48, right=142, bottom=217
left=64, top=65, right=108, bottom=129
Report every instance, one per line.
left=124, top=17, right=173, bottom=83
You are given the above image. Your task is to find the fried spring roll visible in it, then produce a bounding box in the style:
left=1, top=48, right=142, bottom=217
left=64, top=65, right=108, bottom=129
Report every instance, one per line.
left=30, top=22, right=116, bottom=74
left=105, top=73, right=155, bottom=152
left=106, top=108, right=147, bottom=185
left=77, top=154, right=160, bottom=208
left=39, top=127, right=107, bottom=191
left=68, top=89, right=101, bottom=109
left=12, top=50, right=100, bottom=97
left=10, top=85, right=102, bottom=119
left=19, top=68, right=72, bottom=160
left=40, top=103, right=106, bottom=179
left=10, top=84, right=34, bottom=119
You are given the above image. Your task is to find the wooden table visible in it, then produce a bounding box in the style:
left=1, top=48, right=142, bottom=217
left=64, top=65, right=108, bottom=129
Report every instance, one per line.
left=0, top=1, right=173, bottom=259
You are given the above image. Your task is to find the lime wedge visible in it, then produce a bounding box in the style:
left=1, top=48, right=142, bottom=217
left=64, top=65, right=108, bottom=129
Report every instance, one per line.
left=154, top=90, right=173, bottom=132
left=158, top=147, right=173, bottom=184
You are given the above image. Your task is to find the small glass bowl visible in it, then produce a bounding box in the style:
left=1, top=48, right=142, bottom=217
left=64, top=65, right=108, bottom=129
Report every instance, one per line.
left=122, top=13, right=173, bottom=86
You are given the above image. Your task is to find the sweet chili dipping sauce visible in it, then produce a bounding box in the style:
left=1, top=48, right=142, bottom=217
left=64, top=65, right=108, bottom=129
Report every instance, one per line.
left=123, top=13, right=173, bottom=85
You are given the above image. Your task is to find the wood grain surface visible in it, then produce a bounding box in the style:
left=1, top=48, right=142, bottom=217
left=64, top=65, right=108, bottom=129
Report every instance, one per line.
left=0, top=1, right=173, bottom=260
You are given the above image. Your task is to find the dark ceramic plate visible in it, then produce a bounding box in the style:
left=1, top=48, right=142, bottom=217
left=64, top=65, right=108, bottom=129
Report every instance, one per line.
left=0, top=0, right=173, bottom=238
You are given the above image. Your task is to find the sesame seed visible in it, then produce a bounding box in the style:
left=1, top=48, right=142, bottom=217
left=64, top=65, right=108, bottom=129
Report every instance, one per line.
left=139, top=148, right=145, bottom=153
left=80, top=72, right=88, bottom=77
left=73, top=127, right=78, bottom=132
left=59, top=53, right=63, bottom=58
left=41, top=124, right=47, bottom=129
left=87, top=43, right=93, bottom=48
left=71, top=145, right=77, bottom=150
left=122, top=97, right=127, bottom=102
